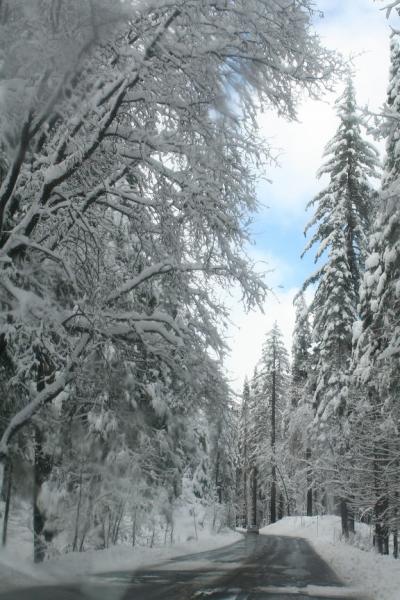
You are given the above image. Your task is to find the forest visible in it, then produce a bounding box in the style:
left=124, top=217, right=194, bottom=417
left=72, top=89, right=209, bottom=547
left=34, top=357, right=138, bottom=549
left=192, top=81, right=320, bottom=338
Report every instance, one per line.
left=0, top=0, right=399, bottom=570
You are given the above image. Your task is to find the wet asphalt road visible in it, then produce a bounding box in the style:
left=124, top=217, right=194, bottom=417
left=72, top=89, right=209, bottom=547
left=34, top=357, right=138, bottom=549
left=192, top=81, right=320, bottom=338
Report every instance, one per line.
left=0, top=534, right=363, bottom=600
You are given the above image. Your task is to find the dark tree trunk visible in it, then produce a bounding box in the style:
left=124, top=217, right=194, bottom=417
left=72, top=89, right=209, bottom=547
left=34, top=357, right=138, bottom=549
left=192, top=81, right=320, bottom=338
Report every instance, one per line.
left=278, top=492, right=284, bottom=520
left=393, top=530, right=399, bottom=559
left=214, top=443, right=222, bottom=504
left=306, top=447, right=313, bottom=517
left=348, top=508, right=355, bottom=534
left=243, top=467, right=248, bottom=528
left=394, top=488, right=399, bottom=558
left=321, top=488, right=328, bottom=513
left=373, top=436, right=390, bottom=555
left=240, top=387, right=249, bottom=529
left=33, top=426, right=53, bottom=563
left=270, top=465, right=277, bottom=524
left=250, top=467, right=257, bottom=528
left=340, top=499, right=349, bottom=540
left=72, top=469, right=83, bottom=552
left=1, top=458, right=12, bottom=547
left=1, top=458, right=11, bottom=503
left=313, top=486, right=318, bottom=512
left=33, top=350, right=56, bottom=563
left=383, top=529, right=389, bottom=555
left=132, top=507, right=138, bottom=547
left=374, top=494, right=389, bottom=555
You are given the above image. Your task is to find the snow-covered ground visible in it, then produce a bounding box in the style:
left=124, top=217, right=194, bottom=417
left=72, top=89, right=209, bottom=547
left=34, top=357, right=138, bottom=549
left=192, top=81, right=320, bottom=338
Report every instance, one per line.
left=0, top=502, right=240, bottom=593
left=261, top=515, right=400, bottom=600
left=3, top=508, right=400, bottom=600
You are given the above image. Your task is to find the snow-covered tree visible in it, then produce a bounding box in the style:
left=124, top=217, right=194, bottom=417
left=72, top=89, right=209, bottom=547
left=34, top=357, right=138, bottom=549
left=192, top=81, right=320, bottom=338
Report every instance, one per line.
left=237, top=378, right=250, bottom=528
left=284, top=294, right=315, bottom=516
left=291, top=294, right=312, bottom=408
left=248, top=323, right=289, bottom=525
left=302, top=76, right=379, bottom=535
left=0, top=0, right=337, bottom=462
left=0, top=0, right=339, bottom=558
left=352, top=31, right=400, bottom=556
left=303, top=76, right=379, bottom=420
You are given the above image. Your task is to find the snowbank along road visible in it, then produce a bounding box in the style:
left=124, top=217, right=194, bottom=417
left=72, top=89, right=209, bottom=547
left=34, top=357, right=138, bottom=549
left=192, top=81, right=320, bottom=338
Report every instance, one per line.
left=0, top=534, right=364, bottom=600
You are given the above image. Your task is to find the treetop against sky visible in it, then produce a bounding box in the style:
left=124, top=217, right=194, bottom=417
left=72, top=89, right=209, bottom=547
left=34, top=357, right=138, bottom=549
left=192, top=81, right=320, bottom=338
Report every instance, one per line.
left=226, top=0, right=396, bottom=391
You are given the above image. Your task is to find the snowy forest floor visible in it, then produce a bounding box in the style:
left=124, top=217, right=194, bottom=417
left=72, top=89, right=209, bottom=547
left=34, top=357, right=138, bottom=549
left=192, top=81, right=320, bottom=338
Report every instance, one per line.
left=0, top=500, right=240, bottom=593
left=1, top=510, right=399, bottom=600
left=261, top=516, right=400, bottom=600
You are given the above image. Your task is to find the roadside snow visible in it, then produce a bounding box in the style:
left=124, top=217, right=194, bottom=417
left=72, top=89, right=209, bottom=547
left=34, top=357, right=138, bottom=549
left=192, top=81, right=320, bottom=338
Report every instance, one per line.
left=0, top=495, right=241, bottom=592
left=261, top=516, right=400, bottom=600
left=43, top=529, right=241, bottom=579
left=0, top=528, right=241, bottom=592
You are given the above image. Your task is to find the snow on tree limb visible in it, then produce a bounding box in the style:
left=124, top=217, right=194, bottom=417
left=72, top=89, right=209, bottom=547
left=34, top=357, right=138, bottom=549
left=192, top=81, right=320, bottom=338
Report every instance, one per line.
left=0, top=333, right=90, bottom=460
left=0, top=0, right=339, bottom=462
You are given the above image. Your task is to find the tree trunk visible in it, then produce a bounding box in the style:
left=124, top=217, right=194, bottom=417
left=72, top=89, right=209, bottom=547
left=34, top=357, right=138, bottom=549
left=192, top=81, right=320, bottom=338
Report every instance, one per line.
left=348, top=508, right=355, bottom=535
left=214, top=443, right=222, bottom=504
left=393, top=530, right=398, bottom=559
left=72, top=469, right=83, bottom=552
left=33, top=426, right=53, bottom=563
left=33, top=350, right=56, bottom=562
left=132, top=507, right=137, bottom=547
left=250, top=467, right=257, bottom=528
left=374, top=494, right=389, bottom=555
left=383, top=528, right=389, bottom=555
left=393, top=487, right=399, bottom=558
left=278, top=492, right=284, bottom=520
left=340, top=499, right=349, bottom=540
left=373, top=436, right=389, bottom=555
left=270, top=465, right=277, bottom=524
left=242, top=467, right=248, bottom=528
left=1, top=458, right=12, bottom=547
left=306, top=447, right=313, bottom=517
left=112, top=503, right=124, bottom=545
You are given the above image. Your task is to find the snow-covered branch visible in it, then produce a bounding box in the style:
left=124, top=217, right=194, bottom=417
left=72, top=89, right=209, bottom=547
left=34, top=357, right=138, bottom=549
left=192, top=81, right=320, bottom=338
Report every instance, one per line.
left=0, top=333, right=90, bottom=459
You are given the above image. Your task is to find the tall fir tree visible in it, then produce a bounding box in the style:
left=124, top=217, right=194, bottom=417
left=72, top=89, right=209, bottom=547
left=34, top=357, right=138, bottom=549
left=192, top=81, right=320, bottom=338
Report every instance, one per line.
left=237, top=378, right=251, bottom=528
left=291, top=293, right=312, bottom=408
left=254, top=323, right=290, bottom=524
left=287, top=294, right=315, bottom=516
left=247, top=368, right=265, bottom=528
left=353, top=32, right=400, bottom=556
left=303, top=75, right=379, bottom=421
left=302, top=76, right=379, bottom=535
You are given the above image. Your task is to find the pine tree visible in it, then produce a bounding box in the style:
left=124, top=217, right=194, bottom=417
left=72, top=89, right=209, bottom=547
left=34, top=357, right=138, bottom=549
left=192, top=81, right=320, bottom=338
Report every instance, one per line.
left=291, top=294, right=312, bottom=408
left=0, top=0, right=339, bottom=556
left=304, top=76, right=379, bottom=299
left=353, top=32, right=400, bottom=556
left=254, top=323, right=290, bottom=524
left=287, top=294, right=314, bottom=516
left=237, top=379, right=250, bottom=528
left=303, top=75, right=379, bottom=419
left=247, top=369, right=264, bottom=529
left=302, top=76, right=379, bottom=535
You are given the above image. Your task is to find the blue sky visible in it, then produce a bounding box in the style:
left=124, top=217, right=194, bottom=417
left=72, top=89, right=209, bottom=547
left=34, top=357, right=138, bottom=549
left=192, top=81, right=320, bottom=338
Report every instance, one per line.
left=226, top=0, right=396, bottom=391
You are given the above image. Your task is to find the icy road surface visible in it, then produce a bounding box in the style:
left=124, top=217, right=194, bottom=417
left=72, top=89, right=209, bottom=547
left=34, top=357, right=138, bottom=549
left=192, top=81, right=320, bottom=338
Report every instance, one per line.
left=0, top=534, right=363, bottom=600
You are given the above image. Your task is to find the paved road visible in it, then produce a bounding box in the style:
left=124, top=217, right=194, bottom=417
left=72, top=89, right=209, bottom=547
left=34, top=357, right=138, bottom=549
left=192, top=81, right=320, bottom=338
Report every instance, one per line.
left=0, top=534, right=363, bottom=600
